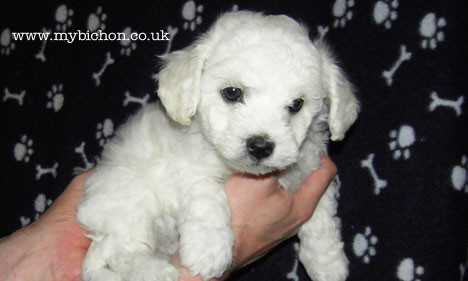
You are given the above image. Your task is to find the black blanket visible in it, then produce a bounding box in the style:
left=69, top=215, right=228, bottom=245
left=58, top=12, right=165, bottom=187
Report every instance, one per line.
left=1, top=1, right=467, bottom=280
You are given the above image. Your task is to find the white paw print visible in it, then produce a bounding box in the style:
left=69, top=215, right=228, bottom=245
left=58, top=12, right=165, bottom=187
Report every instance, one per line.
left=397, top=258, right=424, bottom=281
left=1, top=28, right=15, bottom=55
left=46, top=83, right=64, bottom=112
left=419, top=12, right=446, bottom=50
left=452, top=155, right=468, bottom=193
left=87, top=6, right=107, bottom=32
left=96, top=118, right=114, bottom=146
left=352, top=226, right=378, bottom=264
left=389, top=125, right=416, bottom=160
left=34, top=194, right=53, bottom=219
left=20, top=194, right=53, bottom=226
left=332, top=0, right=354, bottom=28
left=14, top=135, right=34, bottom=163
left=182, top=0, right=203, bottom=31
left=19, top=216, right=31, bottom=227
left=373, top=0, right=399, bottom=29
left=55, top=4, right=74, bottom=32
left=120, top=27, right=137, bottom=56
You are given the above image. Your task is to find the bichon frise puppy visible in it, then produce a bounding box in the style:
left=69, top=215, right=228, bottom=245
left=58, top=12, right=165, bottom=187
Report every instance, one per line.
left=77, top=11, right=359, bottom=281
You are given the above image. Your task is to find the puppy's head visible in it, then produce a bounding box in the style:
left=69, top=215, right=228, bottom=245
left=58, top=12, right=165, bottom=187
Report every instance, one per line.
left=156, top=11, right=359, bottom=174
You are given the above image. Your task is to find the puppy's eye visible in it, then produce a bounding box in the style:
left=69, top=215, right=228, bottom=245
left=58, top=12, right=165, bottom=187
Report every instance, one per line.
left=287, top=98, right=304, bottom=113
left=221, top=87, right=243, bottom=102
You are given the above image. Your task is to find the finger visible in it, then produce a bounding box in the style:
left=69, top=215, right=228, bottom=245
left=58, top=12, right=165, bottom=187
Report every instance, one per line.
left=42, top=170, right=93, bottom=221
left=67, top=170, right=93, bottom=193
left=290, top=156, right=337, bottom=219
left=56, top=170, right=93, bottom=206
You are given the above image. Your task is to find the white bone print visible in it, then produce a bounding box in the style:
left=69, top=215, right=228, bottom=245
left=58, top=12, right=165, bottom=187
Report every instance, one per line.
left=382, top=44, right=412, bottom=86
left=35, top=162, right=59, bottom=180
left=3, top=88, right=26, bottom=106
left=317, top=25, right=330, bottom=41
left=35, top=27, right=51, bottom=62
left=162, top=25, right=179, bottom=56
left=361, top=153, right=388, bottom=195
left=92, top=52, right=115, bottom=86
left=429, top=91, right=464, bottom=116
left=74, top=142, right=94, bottom=173
left=123, top=91, right=150, bottom=107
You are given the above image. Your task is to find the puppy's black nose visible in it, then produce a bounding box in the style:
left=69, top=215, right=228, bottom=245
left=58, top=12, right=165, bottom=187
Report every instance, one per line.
left=246, top=136, right=275, bottom=160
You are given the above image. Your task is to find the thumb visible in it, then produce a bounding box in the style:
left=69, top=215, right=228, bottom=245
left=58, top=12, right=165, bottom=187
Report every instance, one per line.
left=291, top=156, right=337, bottom=218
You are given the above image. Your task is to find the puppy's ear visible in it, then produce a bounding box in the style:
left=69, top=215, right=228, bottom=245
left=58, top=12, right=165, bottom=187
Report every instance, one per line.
left=316, top=41, right=360, bottom=141
left=155, top=40, right=209, bottom=125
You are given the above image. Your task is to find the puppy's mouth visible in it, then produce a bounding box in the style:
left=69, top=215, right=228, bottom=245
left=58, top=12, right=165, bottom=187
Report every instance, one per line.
left=250, top=161, right=279, bottom=174
left=234, top=170, right=281, bottom=180
left=235, top=163, right=278, bottom=175
left=224, top=155, right=284, bottom=175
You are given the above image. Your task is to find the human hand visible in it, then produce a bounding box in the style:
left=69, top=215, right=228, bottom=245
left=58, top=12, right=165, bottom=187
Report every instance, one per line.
left=0, top=171, right=92, bottom=281
left=174, top=155, right=337, bottom=280
left=0, top=156, right=336, bottom=281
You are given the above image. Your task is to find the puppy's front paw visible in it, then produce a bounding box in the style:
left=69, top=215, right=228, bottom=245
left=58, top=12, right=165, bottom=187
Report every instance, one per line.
left=106, top=250, right=180, bottom=281
left=179, top=228, right=234, bottom=280
left=129, top=264, right=179, bottom=281
left=301, top=248, right=349, bottom=281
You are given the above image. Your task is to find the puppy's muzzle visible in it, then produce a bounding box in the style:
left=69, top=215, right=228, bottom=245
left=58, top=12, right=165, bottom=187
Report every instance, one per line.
left=246, top=136, right=275, bottom=160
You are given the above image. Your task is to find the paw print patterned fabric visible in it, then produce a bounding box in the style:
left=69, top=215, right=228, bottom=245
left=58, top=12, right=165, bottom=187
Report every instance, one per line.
left=1, top=1, right=466, bottom=281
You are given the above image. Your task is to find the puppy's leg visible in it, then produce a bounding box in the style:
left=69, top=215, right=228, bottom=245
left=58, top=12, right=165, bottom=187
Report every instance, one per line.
left=78, top=170, right=179, bottom=281
left=107, top=241, right=179, bottom=281
left=82, top=235, right=179, bottom=281
left=178, top=181, right=234, bottom=281
left=298, top=181, right=349, bottom=281
left=81, top=238, right=122, bottom=281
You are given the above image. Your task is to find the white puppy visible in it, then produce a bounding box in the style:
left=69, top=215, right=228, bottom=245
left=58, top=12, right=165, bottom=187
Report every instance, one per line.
left=77, top=11, right=359, bottom=281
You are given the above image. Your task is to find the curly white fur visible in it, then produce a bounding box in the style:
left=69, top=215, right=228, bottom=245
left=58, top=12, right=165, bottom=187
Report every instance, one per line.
left=77, top=11, right=359, bottom=281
